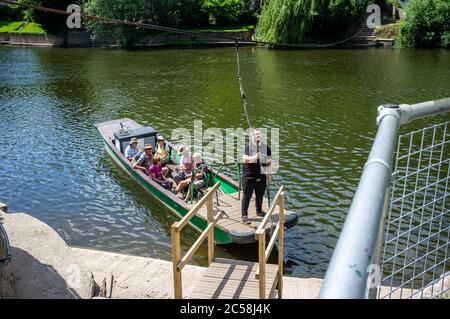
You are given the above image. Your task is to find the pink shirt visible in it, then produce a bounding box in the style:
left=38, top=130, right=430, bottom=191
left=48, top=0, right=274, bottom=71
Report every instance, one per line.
left=148, top=164, right=163, bottom=179
left=180, top=153, right=194, bottom=174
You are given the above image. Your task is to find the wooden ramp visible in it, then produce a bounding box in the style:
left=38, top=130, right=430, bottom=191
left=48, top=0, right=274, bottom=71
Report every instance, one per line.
left=190, top=258, right=278, bottom=299
left=197, top=192, right=279, bottom=234
left=166, top=161, right=277, bottom=234
left=172, top=183, right=286, bottom=299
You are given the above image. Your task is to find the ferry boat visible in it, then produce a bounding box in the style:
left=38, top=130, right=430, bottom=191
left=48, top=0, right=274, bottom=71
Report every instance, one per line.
left=95, top=119, right=298, bottom=244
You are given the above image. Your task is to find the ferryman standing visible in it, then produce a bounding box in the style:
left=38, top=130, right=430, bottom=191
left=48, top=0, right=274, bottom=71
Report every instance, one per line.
left=241, top=128, right=272, bottom=223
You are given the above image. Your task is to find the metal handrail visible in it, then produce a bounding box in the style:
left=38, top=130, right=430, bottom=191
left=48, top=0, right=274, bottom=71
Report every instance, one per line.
left=319, top=98, right=450, bottom=299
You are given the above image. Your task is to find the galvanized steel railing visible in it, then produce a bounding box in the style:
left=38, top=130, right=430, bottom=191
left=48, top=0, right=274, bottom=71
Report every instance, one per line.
left=378, top=121, right=449, bottom=299
left=319, top=98, right=450, bottom=299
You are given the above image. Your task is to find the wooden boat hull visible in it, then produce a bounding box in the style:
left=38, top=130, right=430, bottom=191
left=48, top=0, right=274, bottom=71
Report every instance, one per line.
left=102, top=138, right=235, bottom=244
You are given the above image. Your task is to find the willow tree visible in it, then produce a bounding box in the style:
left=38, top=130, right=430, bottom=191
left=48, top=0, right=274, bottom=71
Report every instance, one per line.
left=256, top=0, right=370, bottom=45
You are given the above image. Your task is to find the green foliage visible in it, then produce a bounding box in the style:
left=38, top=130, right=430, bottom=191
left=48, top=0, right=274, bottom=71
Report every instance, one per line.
left=387, top=0, right=401, bottom=8
left=0, top=21, right=23, bottom=33
left=241, top=0, right=260, bottom=23
left=21, top=1, right=78, bottom=34
left=177, top=0, right=209, bottom=27
left=256, top=0, right=370, bottom=45
left=83, top=0, right=156, bottom=48
left=200, top=0, right=259, bottom=24
left=397, top=0, right=450, bottom=48
left=374, top=22, right=400, bottom=39
left=83, top=0, right=208, bottom=47
left=189, top=24, right=254, bottom=32
left=202, top=0, right=244, bottom=21
left=19, top=21, right=46, bottom=33
left=441, top=31, right=450, bottom=47
left=0, top=3, right=23, bottom=21
left=0, top=20, right=45, bottom=34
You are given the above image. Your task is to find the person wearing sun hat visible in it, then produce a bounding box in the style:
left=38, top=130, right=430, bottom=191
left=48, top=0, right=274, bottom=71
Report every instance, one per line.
left=177, top=145, right=194, bottom=174
left=124, top=137, right=139, bottom=161
left=133, top=143, right=153, bottom=173
left=156, top=135, right=170, bottom=165
left=174, top=152, right=208, bottom=198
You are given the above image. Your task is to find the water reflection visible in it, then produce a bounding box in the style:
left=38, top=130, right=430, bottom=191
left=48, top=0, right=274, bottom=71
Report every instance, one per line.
left=0, top=46, right=449, bottom=278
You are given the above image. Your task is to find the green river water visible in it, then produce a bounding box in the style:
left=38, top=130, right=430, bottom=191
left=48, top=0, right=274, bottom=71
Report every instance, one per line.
left=0, top=46, right=449, bottom=278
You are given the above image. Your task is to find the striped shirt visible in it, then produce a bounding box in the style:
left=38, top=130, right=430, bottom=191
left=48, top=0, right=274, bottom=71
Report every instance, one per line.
left=125, top=145, right=139, bottom=159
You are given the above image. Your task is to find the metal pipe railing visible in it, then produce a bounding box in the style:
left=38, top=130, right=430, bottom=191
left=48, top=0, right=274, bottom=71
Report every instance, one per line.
left=399, top=98, right=450, bottom=124
left=319, top=98, right=450, bottom=299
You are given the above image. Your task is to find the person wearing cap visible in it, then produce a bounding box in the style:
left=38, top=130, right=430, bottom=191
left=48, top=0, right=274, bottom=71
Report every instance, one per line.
left=156, top=135, right=170, bottom=165
left=240, top=128, right=272, bottom=223
left=133, top=143, right=153, bottom=173
left=124, top=138, right=139, bottom=161
left=174, top=152, right=207, bottom=197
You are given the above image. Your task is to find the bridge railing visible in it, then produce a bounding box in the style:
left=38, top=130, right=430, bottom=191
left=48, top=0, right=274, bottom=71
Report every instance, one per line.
left=378, top=120, right=449, bottom=299
left=319, top=98, right=450, bottom=299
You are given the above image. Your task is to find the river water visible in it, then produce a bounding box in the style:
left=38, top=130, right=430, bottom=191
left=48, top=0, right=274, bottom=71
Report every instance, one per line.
left=0, top=46, right=449, bottom=278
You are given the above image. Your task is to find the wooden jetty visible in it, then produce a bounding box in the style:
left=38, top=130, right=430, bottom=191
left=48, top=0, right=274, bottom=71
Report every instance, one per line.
left=171, top=183, right=286, bottom=299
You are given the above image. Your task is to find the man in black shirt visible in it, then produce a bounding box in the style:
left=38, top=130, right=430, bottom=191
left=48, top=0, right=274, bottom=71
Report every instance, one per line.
left=241, top=128, right=272, bottom=223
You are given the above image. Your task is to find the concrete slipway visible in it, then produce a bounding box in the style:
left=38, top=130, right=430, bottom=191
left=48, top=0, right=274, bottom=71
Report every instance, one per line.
left=2, top=205, right=440, bottom=299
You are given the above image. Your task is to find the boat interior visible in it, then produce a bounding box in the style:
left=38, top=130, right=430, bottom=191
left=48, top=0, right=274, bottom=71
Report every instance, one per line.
left=110, top=121, right=225, bottom=204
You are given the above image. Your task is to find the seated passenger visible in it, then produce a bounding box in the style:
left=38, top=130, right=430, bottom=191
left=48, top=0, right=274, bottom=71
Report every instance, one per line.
left=148, top=155, right=174, bottom=190
left=124, top=138, right=139, bottom=161
left=171, top=145, right=193, bottom=184
left=174, top=153, right=206, bottom=196
left=156, top=135, right=170, bottom=165
left=177, top=145, right=194, bottom=174
left=133, top=143, right=153, bottom=173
